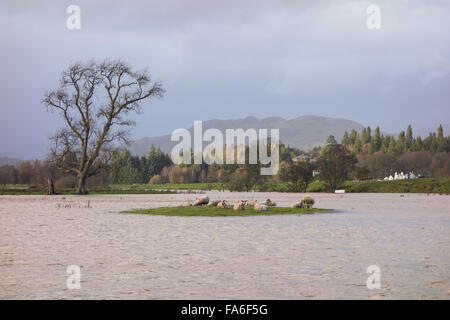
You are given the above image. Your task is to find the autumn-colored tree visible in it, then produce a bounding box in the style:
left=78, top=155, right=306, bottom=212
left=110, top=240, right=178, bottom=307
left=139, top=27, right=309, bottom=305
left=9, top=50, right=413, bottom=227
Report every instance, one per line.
left=395, top=151, right=432, bottom=177
left=431, top=152, right=450, bottom=177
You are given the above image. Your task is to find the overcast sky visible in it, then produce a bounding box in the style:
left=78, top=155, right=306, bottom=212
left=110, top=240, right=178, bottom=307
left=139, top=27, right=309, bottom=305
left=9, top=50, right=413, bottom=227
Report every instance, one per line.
left=1, top=0, right=449, bottom=159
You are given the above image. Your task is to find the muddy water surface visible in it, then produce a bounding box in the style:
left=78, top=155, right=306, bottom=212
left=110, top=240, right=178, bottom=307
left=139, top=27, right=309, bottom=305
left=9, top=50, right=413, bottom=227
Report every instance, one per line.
left=1, top=192, right=449, bottom=299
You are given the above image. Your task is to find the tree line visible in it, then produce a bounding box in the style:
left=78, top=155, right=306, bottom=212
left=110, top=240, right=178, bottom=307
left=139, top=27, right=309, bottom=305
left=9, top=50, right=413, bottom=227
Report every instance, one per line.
left=1, top=124, right=449, bottom=193
left=18, top=60, right=446, bottom=193
left=341, top=125, right=449, bottom=155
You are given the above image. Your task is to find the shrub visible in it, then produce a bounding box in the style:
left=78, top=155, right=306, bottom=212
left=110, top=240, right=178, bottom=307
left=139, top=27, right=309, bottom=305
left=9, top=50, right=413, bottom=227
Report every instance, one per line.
left=306, top=180, right=326, bottom=192
left=149, top=174, right=163, bottom=184
left=55, top=175, right=77, bottom=189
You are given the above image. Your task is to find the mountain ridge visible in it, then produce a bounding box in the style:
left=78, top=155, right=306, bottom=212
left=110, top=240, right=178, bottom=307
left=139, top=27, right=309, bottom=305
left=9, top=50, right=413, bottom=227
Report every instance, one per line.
left=129, top=115, right=365, bottom=156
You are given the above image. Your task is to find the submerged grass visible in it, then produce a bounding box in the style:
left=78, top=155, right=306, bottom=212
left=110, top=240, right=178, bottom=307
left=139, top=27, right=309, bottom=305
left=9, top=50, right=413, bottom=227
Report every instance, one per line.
left=122, top=205, right=331, bottom=217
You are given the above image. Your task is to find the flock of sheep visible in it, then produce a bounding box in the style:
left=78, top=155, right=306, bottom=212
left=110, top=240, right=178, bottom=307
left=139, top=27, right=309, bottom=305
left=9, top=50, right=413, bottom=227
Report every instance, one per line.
left=192, top=195, right=315, bottom=212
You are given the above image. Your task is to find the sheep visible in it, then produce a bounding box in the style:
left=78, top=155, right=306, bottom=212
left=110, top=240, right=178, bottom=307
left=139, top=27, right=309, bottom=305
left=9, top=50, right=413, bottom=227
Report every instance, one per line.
left=254, top=202, right=268, bottom=211
left=193, top=196, right=209, bottom=206
left=246, top=200, right=258, bottom=207
left=262, top=198, right=276, bottom=206
left=217, top=200, right=229, bottom=209
left=233, top=202, right=245, bottom=211
left=301, top=196, right=315, bottom=208
left=290, top=202, right=302, bottom=208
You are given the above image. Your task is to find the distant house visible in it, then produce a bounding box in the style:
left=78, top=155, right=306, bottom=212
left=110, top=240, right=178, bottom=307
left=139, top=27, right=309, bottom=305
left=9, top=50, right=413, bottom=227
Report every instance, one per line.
left=293, top=154, right=310, bottom=162
left=383, top=172, right=417, bottom=181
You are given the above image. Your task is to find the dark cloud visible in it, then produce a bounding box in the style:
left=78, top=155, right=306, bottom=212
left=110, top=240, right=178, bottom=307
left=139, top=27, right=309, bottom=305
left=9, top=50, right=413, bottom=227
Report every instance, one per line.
left=1, top=0, right=449, bottom=158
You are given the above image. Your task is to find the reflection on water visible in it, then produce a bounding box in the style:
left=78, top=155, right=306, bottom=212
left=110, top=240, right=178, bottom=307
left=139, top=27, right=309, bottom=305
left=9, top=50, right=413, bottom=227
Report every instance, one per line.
left=0, top=193, right=449, bottom=299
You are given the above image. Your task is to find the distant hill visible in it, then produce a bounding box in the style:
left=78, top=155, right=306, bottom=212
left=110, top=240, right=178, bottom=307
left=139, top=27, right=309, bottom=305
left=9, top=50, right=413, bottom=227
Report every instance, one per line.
left=0, top=157, right=22, bottom=166
left=129, top=115, right=365, bottom=156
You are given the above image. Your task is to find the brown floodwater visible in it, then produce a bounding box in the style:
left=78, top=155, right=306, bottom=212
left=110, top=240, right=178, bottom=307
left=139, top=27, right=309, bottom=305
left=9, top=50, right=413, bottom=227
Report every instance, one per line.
left=0, top=192, right=449, bottom=299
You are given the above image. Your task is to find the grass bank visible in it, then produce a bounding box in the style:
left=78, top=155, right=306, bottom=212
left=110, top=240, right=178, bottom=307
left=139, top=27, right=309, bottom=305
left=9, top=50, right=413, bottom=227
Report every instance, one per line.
left=0, top=185, right=175, bottom=195
left=2, top=178, right=448, bottom=195
left=146, top=178, right=450, bottom=194
left=342, top=178, right=450, bottom=194
left=256, top=178, right=450, bottom=194
left=122, top=205, right=331, bottom=217
left=111, top=183, right=222, bottom=191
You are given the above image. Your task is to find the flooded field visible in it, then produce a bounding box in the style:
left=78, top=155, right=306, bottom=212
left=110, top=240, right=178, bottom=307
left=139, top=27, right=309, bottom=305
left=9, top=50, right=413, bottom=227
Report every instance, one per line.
left=0, top=192, right=449, bottom=299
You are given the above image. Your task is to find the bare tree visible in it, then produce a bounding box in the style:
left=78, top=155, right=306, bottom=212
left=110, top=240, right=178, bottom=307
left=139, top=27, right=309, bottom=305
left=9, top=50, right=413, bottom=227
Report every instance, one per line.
left=396, top=151, right=432, bottom=177
left=42, top=59, right=164, bottom=194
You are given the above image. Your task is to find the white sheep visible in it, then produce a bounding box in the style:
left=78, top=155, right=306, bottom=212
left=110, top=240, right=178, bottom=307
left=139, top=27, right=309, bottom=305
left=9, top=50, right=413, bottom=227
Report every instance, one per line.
left=193, top=196, right=209, bottom=206
left=254, top=202, right=268, bottom=211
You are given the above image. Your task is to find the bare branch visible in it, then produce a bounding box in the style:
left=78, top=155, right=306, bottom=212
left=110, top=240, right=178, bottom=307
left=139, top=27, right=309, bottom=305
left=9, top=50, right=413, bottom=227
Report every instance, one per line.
left=42, top=59, right=164, bottom=194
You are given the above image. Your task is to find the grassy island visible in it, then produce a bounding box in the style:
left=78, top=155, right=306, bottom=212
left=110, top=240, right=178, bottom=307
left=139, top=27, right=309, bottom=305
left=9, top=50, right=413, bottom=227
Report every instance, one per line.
left=122, top=205, right=331, bottom=217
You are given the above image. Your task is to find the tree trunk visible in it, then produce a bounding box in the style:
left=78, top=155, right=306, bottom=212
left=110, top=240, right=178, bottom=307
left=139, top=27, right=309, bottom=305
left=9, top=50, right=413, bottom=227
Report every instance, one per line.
left=47, top=176, right=55, bottom=195
left=76, top=174, right=88, bottom=195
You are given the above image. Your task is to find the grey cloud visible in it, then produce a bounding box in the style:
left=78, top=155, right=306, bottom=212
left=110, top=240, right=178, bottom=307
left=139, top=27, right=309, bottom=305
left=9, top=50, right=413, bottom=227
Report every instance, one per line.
left=0, top=0, right=449, bottom=159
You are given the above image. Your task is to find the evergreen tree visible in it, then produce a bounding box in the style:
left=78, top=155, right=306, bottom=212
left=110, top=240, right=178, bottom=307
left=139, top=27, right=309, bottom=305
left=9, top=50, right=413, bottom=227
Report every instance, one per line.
left=423, top=133, right=433, bottom=151
left=140, top=156, right=150, bottom=183
left=381, top=134, right=389, bottom=153
left=341, top=131, right=350, bottom=145
left=353, top=135, right=362, bottom=154
left=349, top=129, right=358, bottom=145
left=110, top=149, right=141, bottom=184
left=387, top=136, right=396, bottom=155
left=362, top=126, right=372, bottom=144
left=147, top=146, right=172, bottom=180
left=396, top=131, right=406, bottom=154
left=326, top=135, right=338, bottom=145
left=430, top=133, right=438, bottom=153
left=371, top=126, right=381, bottom=153
left=413, top=136, right=423, bottom=151
left=406, top=125, right=413, bottom=151
left=437, top=124, right=445, bottom=152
